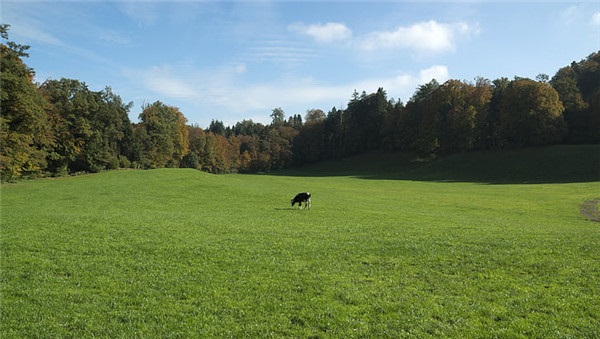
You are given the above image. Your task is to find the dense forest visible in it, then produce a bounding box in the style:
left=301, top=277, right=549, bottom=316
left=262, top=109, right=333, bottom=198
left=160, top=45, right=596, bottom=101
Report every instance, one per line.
left=1, top=24, right=599, bottom=181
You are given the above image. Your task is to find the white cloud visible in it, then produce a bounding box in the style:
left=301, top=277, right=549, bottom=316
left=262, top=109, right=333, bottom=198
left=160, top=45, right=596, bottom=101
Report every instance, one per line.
left=359, top=20, right=476, bottom=54
left=226, top=66, right=446, bottom=110
left=289, top=20, right=478, bottom=55
left=234, top=64, right=247, bottom=74
left=215, top=65, right=450, bottom=125
left=340, top=66, right=448, bottom=101
left=123, top=62, right=450, bottom=126
left=419, top=65, right=449, bottom=84
left=591, top=11, right=600, bottom=26
left=289, top=22, right=353, bottom=43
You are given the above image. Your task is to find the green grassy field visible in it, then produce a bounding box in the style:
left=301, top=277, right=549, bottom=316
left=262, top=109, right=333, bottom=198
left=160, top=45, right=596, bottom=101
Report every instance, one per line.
left=1, top=146, right=599, bottom=338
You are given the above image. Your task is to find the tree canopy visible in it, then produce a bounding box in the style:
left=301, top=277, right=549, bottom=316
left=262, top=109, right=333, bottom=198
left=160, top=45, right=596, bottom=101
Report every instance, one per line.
left=1, top=24, right=598, bottom=181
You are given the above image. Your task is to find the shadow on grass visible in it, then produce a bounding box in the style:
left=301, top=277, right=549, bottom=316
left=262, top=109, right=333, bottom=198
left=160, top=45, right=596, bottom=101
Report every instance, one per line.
left=270, top=145, right=600, bottom=184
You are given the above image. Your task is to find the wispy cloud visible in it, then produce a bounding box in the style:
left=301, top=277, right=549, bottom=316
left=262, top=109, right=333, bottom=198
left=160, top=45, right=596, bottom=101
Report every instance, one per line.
left=559, top=5, right=600, bottom=27
left=2, top=2, right=65, bottom=47
left=124, top=65, right=197, bottom=100
left=2, top=1, right=120, bottom=67
left=115, top=1, right=160, bottom=28
left=98, top=30, right=131, bottom=46
left=245, top=41, right=319, bottom=64
left=560, top=5, right=581, bottom=26
left=144, top=67, right=197, bottom=99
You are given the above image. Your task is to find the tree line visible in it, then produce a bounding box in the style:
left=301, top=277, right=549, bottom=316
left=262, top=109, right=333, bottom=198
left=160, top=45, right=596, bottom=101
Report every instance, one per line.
left=1, top=24, right=598, bottom=181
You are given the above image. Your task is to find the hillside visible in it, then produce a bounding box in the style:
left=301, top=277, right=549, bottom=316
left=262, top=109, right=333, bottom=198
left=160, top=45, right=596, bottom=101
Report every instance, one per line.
left=2, top=149, right=599, bottom=337
left=280, top=145, right=600, bottom=184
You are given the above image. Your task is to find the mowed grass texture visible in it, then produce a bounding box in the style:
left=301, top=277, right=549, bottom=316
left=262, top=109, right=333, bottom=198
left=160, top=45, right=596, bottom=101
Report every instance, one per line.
left=2, top=147, right=599, bottom=338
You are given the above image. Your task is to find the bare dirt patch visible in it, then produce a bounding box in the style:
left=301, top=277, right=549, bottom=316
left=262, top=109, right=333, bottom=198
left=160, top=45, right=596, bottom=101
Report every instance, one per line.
left=580, top=198, right=600, bottom=222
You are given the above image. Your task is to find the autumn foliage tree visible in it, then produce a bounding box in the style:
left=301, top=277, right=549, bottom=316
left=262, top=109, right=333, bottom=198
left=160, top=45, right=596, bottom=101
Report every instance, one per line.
left=1, top=24, right=597, bottom=181
left=40, top=79, right=134, bottom=173
left=0, top=25, right=51, bottom=180
left=136, top=101, right=189, bottom=168
left=499, top=79, right=566, bottom=147
left=551, top=52, right=600, bottom=143
left=415, top=79, right=492, bottom=154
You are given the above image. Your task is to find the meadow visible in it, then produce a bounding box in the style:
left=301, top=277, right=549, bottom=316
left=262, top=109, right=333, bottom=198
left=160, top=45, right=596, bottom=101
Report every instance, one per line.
left=1, top=146, right=599, bottom=338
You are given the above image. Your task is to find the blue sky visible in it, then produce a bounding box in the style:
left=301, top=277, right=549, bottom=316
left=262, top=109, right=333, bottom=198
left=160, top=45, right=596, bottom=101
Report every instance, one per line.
left=2, top=1, right=599, bottom=127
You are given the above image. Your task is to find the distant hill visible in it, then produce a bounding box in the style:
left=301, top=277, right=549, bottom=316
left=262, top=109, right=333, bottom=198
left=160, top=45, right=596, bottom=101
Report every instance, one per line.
left=277, top=145, right=600, bottom=184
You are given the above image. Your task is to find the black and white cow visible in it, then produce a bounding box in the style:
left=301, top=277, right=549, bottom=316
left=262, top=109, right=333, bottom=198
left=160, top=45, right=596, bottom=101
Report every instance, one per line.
left=291, top=192, right=311, bottom=209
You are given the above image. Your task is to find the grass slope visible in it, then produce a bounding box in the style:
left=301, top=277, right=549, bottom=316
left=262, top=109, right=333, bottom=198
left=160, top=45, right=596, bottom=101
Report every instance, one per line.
left=1, top=145, right=599, bottom=338
left=283, top=145, right=600, bottom=184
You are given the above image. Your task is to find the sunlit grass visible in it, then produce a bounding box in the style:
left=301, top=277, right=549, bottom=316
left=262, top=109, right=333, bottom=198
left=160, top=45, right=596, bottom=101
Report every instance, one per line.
left=2, top=147, right=599, bottom=337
